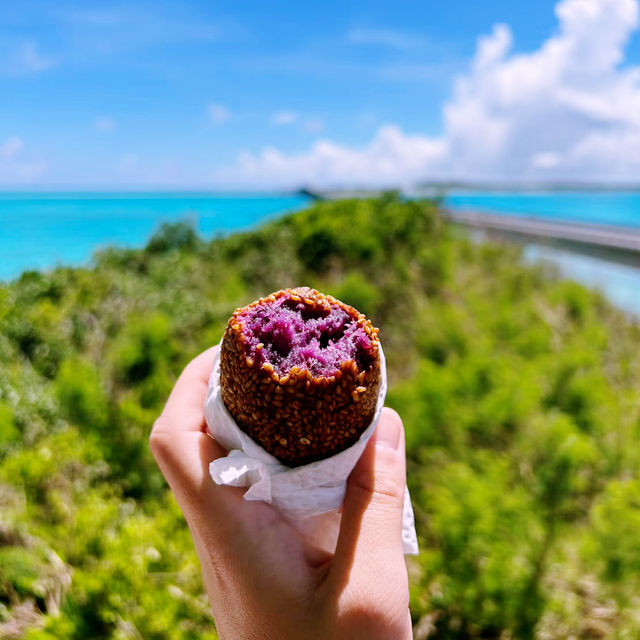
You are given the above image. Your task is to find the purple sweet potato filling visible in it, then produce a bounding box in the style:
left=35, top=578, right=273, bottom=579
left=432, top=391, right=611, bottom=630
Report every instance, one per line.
left=238, top=296, right=375, bottom=377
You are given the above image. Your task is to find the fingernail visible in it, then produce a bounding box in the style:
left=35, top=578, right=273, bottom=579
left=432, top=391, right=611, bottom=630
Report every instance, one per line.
left=376, top=413, right=401, bottom=450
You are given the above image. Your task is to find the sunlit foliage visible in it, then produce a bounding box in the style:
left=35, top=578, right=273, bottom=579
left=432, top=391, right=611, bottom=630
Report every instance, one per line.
left=1, top=196, right=639, bottom=638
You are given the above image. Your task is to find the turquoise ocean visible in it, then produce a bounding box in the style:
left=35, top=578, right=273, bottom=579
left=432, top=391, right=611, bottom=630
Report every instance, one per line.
left=2, top=191, right=639, bottom=314
left=445, top=191, right=640, bottom=227
left=0, top=193, right=309, bottom=280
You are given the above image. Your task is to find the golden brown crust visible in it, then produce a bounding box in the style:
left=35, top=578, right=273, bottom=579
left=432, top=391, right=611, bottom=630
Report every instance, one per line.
left=220, top=287, right=381, bottom=466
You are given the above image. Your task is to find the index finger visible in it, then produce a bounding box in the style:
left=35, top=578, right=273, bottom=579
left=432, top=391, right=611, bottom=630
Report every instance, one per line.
left=150, top=345, right=243, bottom=519
left=155, top=345, right=219, bottom=435
left=149, top=345, right=226, bottom=491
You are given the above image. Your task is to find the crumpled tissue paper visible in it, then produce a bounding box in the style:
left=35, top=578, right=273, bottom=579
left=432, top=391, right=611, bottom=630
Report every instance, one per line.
left=204, top=343, right=418, bottom=555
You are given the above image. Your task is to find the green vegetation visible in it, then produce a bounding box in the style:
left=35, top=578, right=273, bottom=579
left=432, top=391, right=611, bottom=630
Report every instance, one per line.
left=1, top=195, right=639, bottom=638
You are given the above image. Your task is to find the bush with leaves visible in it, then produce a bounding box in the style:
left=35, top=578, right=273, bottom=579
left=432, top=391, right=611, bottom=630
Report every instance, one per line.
left=0, top=195, right=639, bottom=638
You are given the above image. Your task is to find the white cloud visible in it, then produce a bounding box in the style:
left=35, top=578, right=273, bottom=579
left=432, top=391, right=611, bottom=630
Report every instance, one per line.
left=271, top=111, right=298, bottom=125
left=95, top=116, right=116, bottom=132
left=348, top=27, right=423, bottom=49
left=216, top=125, right=446, bottom=189
left=531, top=151, right=563, bottom=169
left=441, top=0, right=640, bottom=180
left=221, top=0, right=640, bottom=187
left=207, top=103, right=230, bottom=125
left=0, top=136, right=45, bottom=184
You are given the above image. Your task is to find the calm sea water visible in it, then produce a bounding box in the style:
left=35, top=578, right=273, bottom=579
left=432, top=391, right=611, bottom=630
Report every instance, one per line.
left=445, top=192, right=640, bottom=227
left=0, top=192, right=309, bottom=280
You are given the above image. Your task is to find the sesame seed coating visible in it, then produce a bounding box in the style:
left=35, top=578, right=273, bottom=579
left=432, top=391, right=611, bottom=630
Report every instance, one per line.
left=220, top=287, right=381, bottom=466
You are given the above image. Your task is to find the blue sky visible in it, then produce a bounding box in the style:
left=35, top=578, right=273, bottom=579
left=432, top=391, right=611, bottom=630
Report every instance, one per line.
left=1, top=0, right=640, bottom=188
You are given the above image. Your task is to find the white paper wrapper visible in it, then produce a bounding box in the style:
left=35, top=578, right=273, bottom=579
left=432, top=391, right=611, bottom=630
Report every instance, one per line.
left=204, top=343, right=419, bottom=555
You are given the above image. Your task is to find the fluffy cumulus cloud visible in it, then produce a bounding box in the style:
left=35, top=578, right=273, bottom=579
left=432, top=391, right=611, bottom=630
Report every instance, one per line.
left=228, top=126, right=446, bottom=188
left=220, top=0, right=640, bottom=187
left=443, top=0, right=640, bottom=180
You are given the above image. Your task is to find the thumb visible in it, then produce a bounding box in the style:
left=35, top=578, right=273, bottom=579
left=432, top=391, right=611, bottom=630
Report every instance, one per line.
left=330, top=408, right=408, bottom=599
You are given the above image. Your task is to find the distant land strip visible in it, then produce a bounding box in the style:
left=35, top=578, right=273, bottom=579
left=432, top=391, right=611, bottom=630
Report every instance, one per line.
left=298, top=183, right=640, bottom=200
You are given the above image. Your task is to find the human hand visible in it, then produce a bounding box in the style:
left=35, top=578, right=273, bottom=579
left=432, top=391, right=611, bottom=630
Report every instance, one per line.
left=150, top=346, right=412, bottom=640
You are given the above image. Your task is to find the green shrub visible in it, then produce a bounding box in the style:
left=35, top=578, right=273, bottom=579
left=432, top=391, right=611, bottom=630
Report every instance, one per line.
left=56, top=359, right=109, bottom=432
left=1, top=195, right=639, bottom=638
left=0, top=402, right=18, bottom=448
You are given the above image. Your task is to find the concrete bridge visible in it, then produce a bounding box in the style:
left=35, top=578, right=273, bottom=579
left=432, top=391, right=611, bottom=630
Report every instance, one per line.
left=444, top=208, right=640, bottom=268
